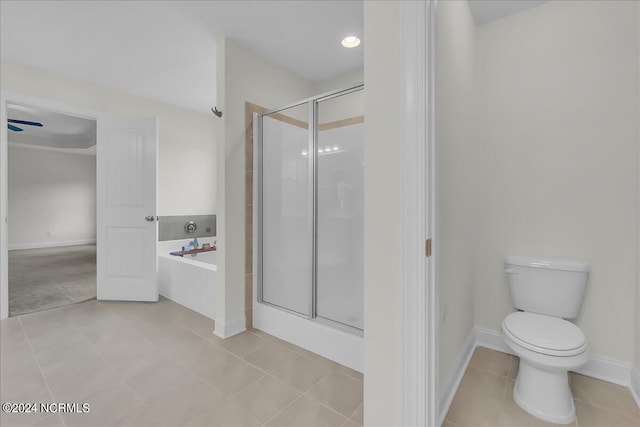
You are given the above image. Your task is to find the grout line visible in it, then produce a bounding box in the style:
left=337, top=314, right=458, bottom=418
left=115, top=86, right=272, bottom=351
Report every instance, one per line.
left=17, top=315, right=68, bottom=427
left=69, top=311, right=151, bottom=422
left=241, top=345, right=300, bottom=374
left=301, top=371, right=358, bottom=421
left=340, top=367, right=364, bottom=383
left=212, top=359, right=269, bottom=399
left=304, top=391, right=356, bottom=422
left=573, top=398, right=638, bottom=424
left=497, top=369, right=510, bottom=425
left=91, top=301, right=254, bottom=424
left=572, top=397, right=640, bottom=422
left=201, top=371, right=264, bottom=427
left=466, top=363, right=512, bottom=380
left=455, top=351, right=640, bottom=427
left=85, top=301, right=209, bottom=408
left=346, top=402, right=363, bottom=425
left=253, top=344, right=364, bottom=421
left=262, top=393, right=306, bottom=426
left=251, top=357, right=348, bottom=422
left=10, top=302, right=365, bottom=427
left=218, top=336, right=270, bottom=358
left=247, top=327, right=365, bottom=384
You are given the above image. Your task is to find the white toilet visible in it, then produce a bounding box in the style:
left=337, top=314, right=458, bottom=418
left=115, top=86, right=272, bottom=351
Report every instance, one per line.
left=502, top=255, right=590, bottom=425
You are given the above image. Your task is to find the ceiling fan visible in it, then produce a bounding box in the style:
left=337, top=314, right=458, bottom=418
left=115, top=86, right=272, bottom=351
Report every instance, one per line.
left=7, top=119, right=43, bottom=132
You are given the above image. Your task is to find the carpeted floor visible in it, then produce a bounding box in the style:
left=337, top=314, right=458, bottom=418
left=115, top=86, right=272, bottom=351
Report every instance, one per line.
left=8, top=244, right=96, bottom=317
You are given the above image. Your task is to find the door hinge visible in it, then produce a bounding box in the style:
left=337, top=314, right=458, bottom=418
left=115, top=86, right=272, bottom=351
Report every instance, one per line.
left=425, top=238, right=432, bottom=257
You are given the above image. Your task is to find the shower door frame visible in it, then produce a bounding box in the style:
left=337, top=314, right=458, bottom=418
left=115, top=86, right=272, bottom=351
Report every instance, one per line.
left=255, top=83, right=365, bottom=335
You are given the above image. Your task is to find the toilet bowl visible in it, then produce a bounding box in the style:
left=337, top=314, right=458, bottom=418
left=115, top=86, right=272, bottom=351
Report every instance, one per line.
left=502, top=312, right=589, bottom=424
left=503, top=255, right=590, bottom=424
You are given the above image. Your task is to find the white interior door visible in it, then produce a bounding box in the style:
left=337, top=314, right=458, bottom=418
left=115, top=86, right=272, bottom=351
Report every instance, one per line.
left=97, top=117, right=158, bottom=301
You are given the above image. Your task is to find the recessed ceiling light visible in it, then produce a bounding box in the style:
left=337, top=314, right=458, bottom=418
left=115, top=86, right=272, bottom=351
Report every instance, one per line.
left=341, top=36, right=360, bottom=48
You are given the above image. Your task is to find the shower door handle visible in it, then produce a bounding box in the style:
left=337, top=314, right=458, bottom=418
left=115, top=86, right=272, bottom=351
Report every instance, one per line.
left=145, top=216, right=155, bottom=222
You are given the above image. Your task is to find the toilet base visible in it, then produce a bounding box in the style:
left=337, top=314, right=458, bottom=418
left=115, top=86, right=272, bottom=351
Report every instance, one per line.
left=513, top=360, right=575, bottom=425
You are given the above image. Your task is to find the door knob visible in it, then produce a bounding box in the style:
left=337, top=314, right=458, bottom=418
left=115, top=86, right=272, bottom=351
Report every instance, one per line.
left=145, top=216, right=155, bottom=222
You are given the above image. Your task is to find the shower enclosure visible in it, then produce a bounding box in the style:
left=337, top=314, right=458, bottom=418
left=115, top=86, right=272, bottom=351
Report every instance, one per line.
left=253, top=84, right=364, bottom=370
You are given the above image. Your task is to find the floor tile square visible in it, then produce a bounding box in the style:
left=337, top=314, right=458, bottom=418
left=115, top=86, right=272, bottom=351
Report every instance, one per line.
left=219, top=331, right=268, bottom=357
left=116, top=352, right=199, bottom=403
left=307, top=371, right=363, bottom=417
left=146, top=381, right=226, bottom=426
left=272, top=355, right=331, bottom=392
left=570, top=373, right=640, bottom=420
left=243, top=340, right=298, bottom=372
left=575, top=400, right=639, bottom=427
left=350, top=403, right=364, bottom=425
left=266, top=395, right=347, bottom=427
left=469, top=346, right=512, bottom=377
left=203, top=358, right=265, bottom=396
left=61, top=384, right=142, bottom=427
left=232, top=375, right=301, bottom=423
left=445, top=367, right=507, bottom=426
left=193, top=398, right=260, bottom=426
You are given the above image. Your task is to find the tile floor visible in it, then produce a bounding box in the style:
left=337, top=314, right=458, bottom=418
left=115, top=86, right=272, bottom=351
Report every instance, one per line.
left=444, top=346, right=640, bottom=427
left=1, top=299, right=363, bottom=427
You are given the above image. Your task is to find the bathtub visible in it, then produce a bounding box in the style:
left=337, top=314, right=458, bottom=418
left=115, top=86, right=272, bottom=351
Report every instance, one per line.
left=158, top=237, right=218, bottom=319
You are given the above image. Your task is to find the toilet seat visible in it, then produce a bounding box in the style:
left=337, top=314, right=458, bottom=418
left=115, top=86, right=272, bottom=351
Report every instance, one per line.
left=503, top=312, right=586, bottom=357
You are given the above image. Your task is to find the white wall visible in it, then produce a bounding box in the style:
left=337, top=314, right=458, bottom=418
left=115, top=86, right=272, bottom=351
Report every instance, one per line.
left=435, top=0, right=478, bottom=392
left=8, top=146, right=95, bottom=248
left=474, top=0, right=639, bottom=364
left=312, top=68, right=364, bottom=94
left=363, top=1, right=402, bottom=425
left=1, top=60, right=217, bottom=217
left=312, top=68, right=364, bottom=125
left=214, top=38, right=313, bottom=332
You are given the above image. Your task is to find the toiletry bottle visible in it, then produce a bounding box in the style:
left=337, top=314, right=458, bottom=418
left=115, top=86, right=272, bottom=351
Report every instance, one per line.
left=194, top=237, right=199, bottom=249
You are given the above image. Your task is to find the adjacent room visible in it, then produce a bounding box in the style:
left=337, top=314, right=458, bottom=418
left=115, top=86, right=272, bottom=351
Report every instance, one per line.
left=435, top=0, right=639, bottom=425
left=7, top=104, right=96, bottom=316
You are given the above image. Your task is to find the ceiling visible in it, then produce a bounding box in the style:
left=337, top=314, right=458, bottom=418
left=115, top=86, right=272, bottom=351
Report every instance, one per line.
left=1, top=1, right=550, bottom=118
left=0, top=1, right=364, bottom=114
left=468, top=0, right=550, bottom=25
left=7, top=104, right=96, bottom=150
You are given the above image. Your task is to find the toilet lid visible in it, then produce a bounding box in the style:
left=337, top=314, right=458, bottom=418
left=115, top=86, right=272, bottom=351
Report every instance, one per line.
left=503, top=312, right=586, bottom=356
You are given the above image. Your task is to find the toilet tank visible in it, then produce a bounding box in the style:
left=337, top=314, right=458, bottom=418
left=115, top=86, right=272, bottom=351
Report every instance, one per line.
left=505, top=255, right=589, bottom=319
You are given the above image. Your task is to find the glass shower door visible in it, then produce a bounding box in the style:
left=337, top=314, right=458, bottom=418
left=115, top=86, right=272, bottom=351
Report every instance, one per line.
left=260, top=103, right=311, bottom=316
left=315, top=89, right=364, bottom=330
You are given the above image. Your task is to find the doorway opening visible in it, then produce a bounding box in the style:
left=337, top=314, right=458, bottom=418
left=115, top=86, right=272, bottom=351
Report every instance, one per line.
left=7, top=103, right=97, bottom=316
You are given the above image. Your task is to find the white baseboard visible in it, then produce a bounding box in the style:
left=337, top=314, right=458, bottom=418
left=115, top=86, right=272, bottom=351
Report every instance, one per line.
left=213, top=317, right=246, bottom=339
left=630, top=366, right=640, bottom=409
left=574, top=354, right=632, bottom=387
left=9, top=239, right=96, bottom=251
left=437, top=327, right=476, bottom=427
left=474, top=326, right=512, bottom=354
left=474, top=326, right=633, bottom=387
